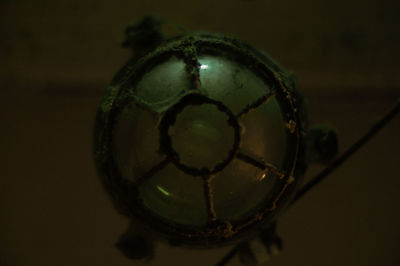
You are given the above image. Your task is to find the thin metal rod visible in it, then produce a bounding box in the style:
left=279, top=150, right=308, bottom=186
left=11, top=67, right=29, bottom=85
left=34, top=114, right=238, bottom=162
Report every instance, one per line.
left=291, top=98, right=400, bottom=204
left=216, top=99, right=400, bottom=266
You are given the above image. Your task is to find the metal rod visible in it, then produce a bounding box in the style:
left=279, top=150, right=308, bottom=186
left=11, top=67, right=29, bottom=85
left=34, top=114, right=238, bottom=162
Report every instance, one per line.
left=292, top=98, right=400, bottom=204
left=216, top=98, right=400, bottom=266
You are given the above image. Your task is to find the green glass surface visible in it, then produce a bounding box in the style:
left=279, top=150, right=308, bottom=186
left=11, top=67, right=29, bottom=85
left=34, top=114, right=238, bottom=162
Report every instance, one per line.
left=112, top=104, right=164, bottom=182
left=138, top=164, right=207, bottom=226
left=135, top=56, right=189, bottom=112
left=240, top=98, right=287, bottom=169
left=113, top=54, right=288, bottom=226
left=198, top=56, right=271, bottom=114
left=169, top=104, right=234, bottom=169
left=211, top=159, right=279, bottom=221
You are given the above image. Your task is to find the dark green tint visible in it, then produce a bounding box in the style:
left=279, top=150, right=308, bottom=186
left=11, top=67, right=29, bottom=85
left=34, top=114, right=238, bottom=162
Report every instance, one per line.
left=138, top=164, right=207, bottom=226
left=112, top=54, right=287, bottom=227
left=170, top=104, right=234, bottom=170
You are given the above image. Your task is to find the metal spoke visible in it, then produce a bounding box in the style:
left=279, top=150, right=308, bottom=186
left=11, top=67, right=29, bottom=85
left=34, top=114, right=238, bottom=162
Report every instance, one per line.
left=180, top=39, right=201, bottom=91
left=236, top=91, right=276, bottom=118
left=203, top=175, right=217, bottom=222
left=237, top=152, right=285, bottom=179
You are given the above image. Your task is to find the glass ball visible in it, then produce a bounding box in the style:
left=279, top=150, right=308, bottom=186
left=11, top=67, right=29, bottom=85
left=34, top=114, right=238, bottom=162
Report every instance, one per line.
left=94, top=33, right=307, bottom=246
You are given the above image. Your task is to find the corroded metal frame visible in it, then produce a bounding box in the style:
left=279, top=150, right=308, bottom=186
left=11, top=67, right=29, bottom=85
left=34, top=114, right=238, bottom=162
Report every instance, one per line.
left=94, top=33, right=307, bottom=247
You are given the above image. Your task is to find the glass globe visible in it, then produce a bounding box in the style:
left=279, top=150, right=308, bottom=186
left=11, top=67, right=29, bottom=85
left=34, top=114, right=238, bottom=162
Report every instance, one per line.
left=94, top=33, right=307, bottom=246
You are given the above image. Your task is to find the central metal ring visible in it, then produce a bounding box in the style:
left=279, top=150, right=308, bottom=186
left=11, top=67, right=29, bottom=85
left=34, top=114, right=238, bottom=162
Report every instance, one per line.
left=159, top=93, right=241, bottom=176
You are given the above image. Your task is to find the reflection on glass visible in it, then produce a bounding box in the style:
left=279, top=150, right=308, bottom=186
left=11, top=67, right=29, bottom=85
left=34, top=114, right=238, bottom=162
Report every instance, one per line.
left=212, top=159, right=279, bottom=221
left=135, top=56, right=189, bottom=112
left=198, top=56, right=271, bottom=114
left=139, top=164, right=207, bottom=227
left=170, top=104, right=234, bottom=169
left=240, top=98, right=286, bottom=169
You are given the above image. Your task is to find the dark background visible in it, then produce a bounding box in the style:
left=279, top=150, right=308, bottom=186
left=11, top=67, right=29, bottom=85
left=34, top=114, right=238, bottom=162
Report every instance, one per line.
left=1, top=0, right=399, bottom=265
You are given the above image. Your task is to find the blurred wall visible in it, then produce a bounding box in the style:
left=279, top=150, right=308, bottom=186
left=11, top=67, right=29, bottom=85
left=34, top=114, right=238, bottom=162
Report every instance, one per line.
left=1, top=0, right=400, bottom=94
left=1, top=1, right=399, bottom=266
